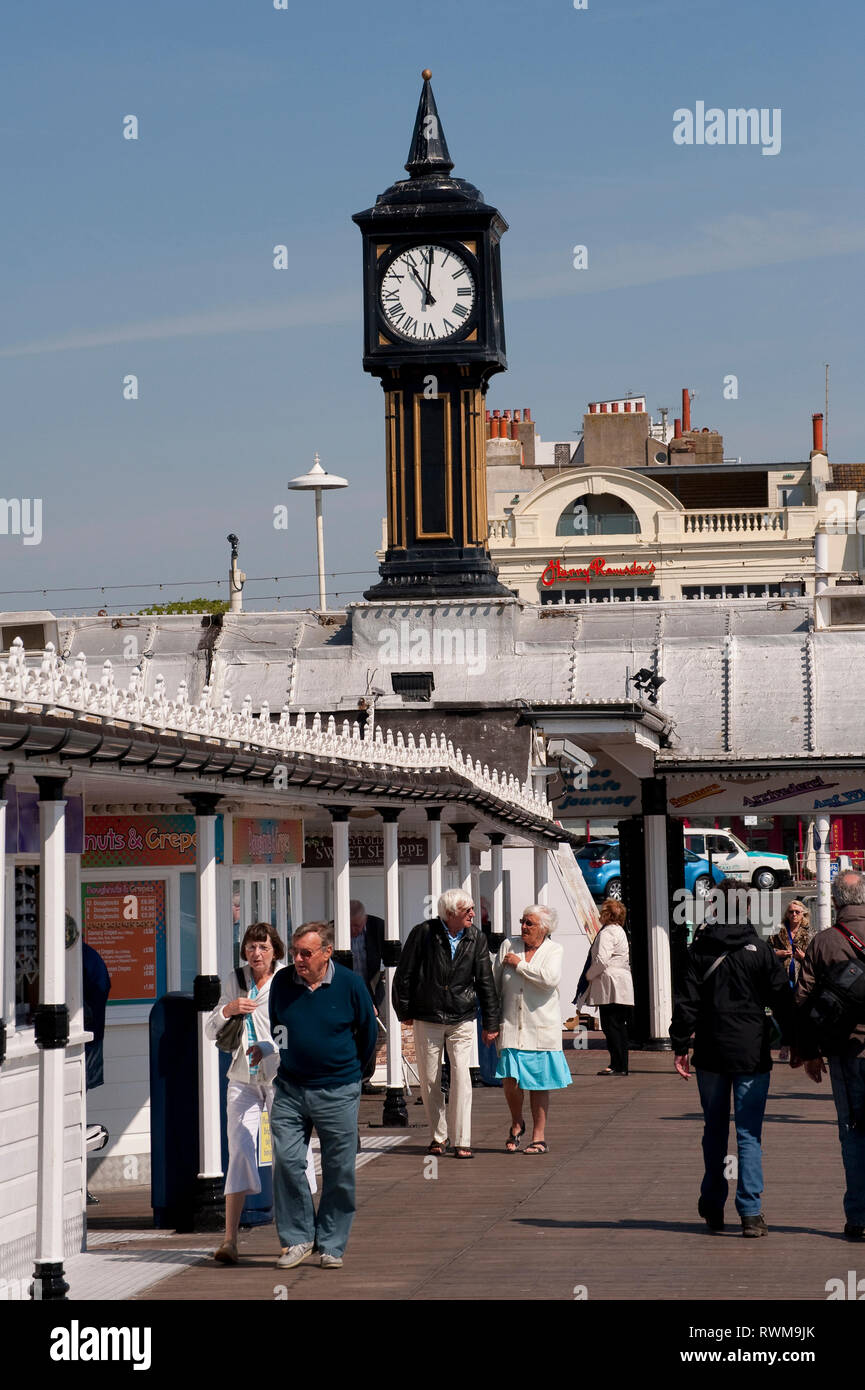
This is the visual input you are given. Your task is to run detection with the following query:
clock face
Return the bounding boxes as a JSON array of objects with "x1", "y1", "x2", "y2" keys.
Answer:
[{"x1": 379, "y1": 244, "x2": 476, "y2": 343}]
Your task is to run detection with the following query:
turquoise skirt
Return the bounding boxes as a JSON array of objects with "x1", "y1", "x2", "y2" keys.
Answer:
[{"x1": 495, "y1": 1048, "x2": 573, "y2": 1091}]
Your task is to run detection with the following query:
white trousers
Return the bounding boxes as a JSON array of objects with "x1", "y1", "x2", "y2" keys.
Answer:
[
  {"x1": 413, "y1": 1019, "x2": 475, "y2": 1150},
  {"x1": 225, "y1": 1081, "x2": 316, "y2": 1196}
]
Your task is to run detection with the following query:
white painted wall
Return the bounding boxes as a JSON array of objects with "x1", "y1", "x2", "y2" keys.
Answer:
[{"x1": 0, "y1": 1040, "x2": 86, "y2": 1282}]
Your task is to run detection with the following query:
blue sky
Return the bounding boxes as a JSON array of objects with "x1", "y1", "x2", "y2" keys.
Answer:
[{"x1": 1, "y1": 0, "x2": 862, "y2": 612}]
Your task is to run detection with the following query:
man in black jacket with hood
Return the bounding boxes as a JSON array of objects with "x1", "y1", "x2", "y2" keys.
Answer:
[
  {"x1": 393, "y1": 888, "x2": 500, "y2": 1160},
  {"x1": 670, "y1": 881, "x2": 794, "y2": 1237}
]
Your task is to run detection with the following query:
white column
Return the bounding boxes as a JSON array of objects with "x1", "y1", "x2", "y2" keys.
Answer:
[
  {"x1": 34, "y1": 778, "x2": 69, "y2": 1300},
  {"x1": 380, "y1": 813, "x2": 404, "y2": 1114},
  {"x1": 330, "y1": 808, "x2": 352, "y2": 961},
  {"x1": 426, "y1": 809, "x2": 443, "y2": 919},
  {"x1": 470, "y1": 866, "x2": 482, "y2": 925},
  {"x1": 815, "y1": 815, "x2": 832, "y2": 933},
  {"x1": 195, "y1": 807, "x2": 223, "y2": 1190},
  {"x1": 454, "y1": 824, "x2": 473, "y2": 894},
  {"x1": 643, "y1": 779, "x2": 673, "y2": 1043},
  {"x1": 533, "y1": 845, "x2": 549, "y2": 905},
  {"x1": 489, "y1": 834, "x2": 505, "y2": 939}
]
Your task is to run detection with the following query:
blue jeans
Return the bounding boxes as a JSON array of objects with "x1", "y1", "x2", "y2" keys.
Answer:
[
  {"x1": 696, "y1": 1069, "x2": 771, "y2": 1217},
  {"x1": 828, "y1": 1054, "x2": 865, "y2": 1226},
  {"x1": 270, "y1": 1079, "x2": 361, "y2": 1258}
]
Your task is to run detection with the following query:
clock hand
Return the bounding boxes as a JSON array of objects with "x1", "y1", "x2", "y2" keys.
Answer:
[
  {"x1": 407, "y1": 264, "x2": 436, "y2": 307},
  {"x1": 424, "y1": 247, "x2": 434, "y2": 303}
]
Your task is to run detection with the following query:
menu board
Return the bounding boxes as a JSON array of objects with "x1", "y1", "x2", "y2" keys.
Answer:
[{"x1": 82, "y1": 879, "x2": 167, "y2": 1006}]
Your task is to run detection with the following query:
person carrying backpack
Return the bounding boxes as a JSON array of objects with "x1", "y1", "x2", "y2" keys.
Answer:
[
  {"x1": 793, "y1": 869, "x2": 865, "y2": 1242},
  {"x1": 670, "y1": 881, "x2": 795, "y2": 1237}
]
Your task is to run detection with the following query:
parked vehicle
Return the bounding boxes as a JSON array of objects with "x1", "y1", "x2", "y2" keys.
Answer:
[
  {"x1": 682, "y1": 828, "x2": 792, "y2": 891},
  {"x1": 576, "y1": 841, "x2": 725, "y2": 902}
]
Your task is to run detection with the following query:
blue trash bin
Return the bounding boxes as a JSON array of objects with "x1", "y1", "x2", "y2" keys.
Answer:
[{"x1": 150, "y1": 992, "x2": 273, "y2": 1230}]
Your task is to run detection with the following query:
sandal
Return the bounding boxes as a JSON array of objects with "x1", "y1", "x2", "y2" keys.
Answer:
[
  {"x1": 427, "y1": 1140, "x2": 446, "y2": 1156},
  {"x1": 454, "y1": 1148, "x2": 474, "y2": 1159},
  {"x1": 505, "y1": 1119, "x2": 526, "y2": 1152},
  {"x1": 524, "y1": 1141, "x2": 548, "y2": 1154}
]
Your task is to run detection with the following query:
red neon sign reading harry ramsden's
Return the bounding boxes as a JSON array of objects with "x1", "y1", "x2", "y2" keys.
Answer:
[{"x1": 541, "y1": 557, "x2": 657, "y2": 587}]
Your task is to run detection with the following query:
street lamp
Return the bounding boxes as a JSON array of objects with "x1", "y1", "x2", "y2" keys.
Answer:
[{"x1": 287, "y1": 453, "x2": 348, "y2": 611}]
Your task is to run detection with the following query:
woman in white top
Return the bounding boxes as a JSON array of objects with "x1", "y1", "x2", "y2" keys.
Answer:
[
  {"x1": 585, "y1": 898, "x2": 634, "y2": 1076},
  {"x1": 494, "y1": 904, "x2": 572, "y2": 1154},
  {"x1": 205, "y1": 921, "x2": 315, "y2": 1264}
]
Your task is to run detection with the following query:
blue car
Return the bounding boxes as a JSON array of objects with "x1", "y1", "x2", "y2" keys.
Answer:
[{"x1": 575, "y1": 841, "x2": 725, "y2": 902}]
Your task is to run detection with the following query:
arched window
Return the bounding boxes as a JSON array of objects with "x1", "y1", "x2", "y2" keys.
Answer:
[{"x1": 555, "y1": 492, "x2": 639, "y2": 536}]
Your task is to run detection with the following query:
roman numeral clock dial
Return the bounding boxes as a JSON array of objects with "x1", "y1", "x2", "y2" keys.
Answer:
[{"x1": 380, "y1": 245, "x2": 476, "y2": 342}]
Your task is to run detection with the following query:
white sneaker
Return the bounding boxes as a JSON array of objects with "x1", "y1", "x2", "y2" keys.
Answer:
[
  {"x1": 276, "y1": 1242, "x2": 313, "y2": 1269},
  {"x1": 320, "y1": 1252, "x2": 344, "y2": 1269}
]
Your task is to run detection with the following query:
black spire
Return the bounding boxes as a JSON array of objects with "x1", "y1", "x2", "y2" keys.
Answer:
[{"x1": 404, "y1": 70, "x2": 454, "y2": 179}]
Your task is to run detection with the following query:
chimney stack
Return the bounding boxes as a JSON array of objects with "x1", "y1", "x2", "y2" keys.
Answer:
[
  {"x1": 812, "y1": 412, "x2": 824, "y2": 453},
  {"x1": 674, "y1": 417, "x2": 682, "y2": 439},
  {"x1": 682, "y1": 388, "x2": 691, "y2": 434}
]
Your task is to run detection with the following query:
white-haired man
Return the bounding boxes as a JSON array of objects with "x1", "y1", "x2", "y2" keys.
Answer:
[{"x1": 393, "y1": 889, "x2": 500, "y2": 1159}]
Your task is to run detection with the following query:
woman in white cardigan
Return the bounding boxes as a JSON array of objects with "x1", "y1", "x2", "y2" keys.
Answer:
[
  {"x1": 494, "y1": 904, "x2": 572, "y2": 1154},
  {"x1": 585, "y1": 898, "x2": 634, "y2": 1076}
]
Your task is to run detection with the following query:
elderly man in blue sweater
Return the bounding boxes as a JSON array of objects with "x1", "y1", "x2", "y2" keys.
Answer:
[{"x1": 252, "y1": 920, "x2": 378, "y2": 1270}]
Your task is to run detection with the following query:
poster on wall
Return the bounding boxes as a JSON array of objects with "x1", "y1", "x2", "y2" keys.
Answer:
[
  {"x1": 233, "y1": 818, "x2": 303, "y2": 865},
  {"x1": 81, "y1": 879, "x2": 168, "y2": 1006}
]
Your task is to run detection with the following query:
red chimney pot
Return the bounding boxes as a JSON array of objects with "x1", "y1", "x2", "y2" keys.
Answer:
[{"x1": 812, "y1": 412, "x2": 824, "y2": 452}]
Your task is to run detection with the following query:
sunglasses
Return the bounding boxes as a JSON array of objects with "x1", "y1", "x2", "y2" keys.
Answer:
[{"x1": 292, "y1": 946, "x2": 325, "y2": 960}]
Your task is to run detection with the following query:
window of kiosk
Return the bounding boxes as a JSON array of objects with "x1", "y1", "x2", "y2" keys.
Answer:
[
  {"x1": 14, "y1": 863, "x2": 40, "y2": 1025},
  {"x1": 232, "y1": 870, "x2": 301, "y2": 963},
  {"x1": 179, "y1": 872, "x2": 197, "y2": 991}
]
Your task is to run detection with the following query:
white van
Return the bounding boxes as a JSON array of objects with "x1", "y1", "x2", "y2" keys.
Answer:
[{"x1": 682, "y1": 828, "x2": 792, "y2": 891}]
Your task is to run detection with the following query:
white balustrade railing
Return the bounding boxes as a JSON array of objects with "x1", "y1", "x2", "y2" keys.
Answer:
[
  {"x1": 0, "y1": 639, "x2": 552, "y2": 822},
  {"x1": 681, "y1": 509, "x2": 785, "y2": 536}
]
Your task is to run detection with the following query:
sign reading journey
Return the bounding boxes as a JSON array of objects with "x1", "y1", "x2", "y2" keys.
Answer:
[
  {"x1": 82, "y1": 879, "x2": 167, "y2": 1006},
  {"x1": 304, "y1": 834, "x2": 429, "y2": 867}
]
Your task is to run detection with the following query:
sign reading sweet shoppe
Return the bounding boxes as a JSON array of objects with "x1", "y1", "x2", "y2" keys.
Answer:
[{"x1": 304, "y1": 833, "x2": 429, "y2": 867}]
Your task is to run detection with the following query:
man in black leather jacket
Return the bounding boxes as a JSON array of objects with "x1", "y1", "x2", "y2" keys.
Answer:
[{"x1": 393, "y1": 889, "x2": 500, "y2": 1159}]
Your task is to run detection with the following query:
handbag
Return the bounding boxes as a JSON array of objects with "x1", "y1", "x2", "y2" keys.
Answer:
[{"x1": 214, "y1": 966, "x2": 249, "y2": 1054}]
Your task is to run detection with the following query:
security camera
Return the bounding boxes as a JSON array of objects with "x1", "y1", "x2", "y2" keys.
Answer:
[{"x1": 546, "y1": 737, "x2": 596, "y2": 770}]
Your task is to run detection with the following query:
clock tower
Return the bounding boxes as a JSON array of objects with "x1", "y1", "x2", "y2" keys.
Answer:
[{"x1": 354, "y1": 71, "x2": 513, "y2": 600}]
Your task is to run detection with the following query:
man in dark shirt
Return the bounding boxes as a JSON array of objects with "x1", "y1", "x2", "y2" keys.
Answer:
[
  {"x1": 793, "y1": 869, "x2": 865, "y2": 1241},
  {"x1": 349, "y1": 899, "x2": 385, "y2": 1007},
  {"x1": 254, "y1": 920, "x2": 377, "y2": 1270}
]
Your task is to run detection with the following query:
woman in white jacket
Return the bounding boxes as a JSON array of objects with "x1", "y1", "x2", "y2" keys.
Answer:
[
  {"x1": 585, "y1": 898, "x2": 634, "y2": 1076},
  {"x1": 494, "y1": 904, "x2": 572, "y2": 1154},
  {"x1": 205, "y1": 921, "x2": 315, "y2": 1264}
]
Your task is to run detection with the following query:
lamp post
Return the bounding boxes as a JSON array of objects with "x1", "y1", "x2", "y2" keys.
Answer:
[{"x1": 287, "y1": 454, "x2": 348, "y2": 611}]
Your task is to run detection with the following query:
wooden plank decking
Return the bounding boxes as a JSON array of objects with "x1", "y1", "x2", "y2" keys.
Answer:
[{"x1": 81, "y1": 1042, "x2": 856, "y2": 1304}]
